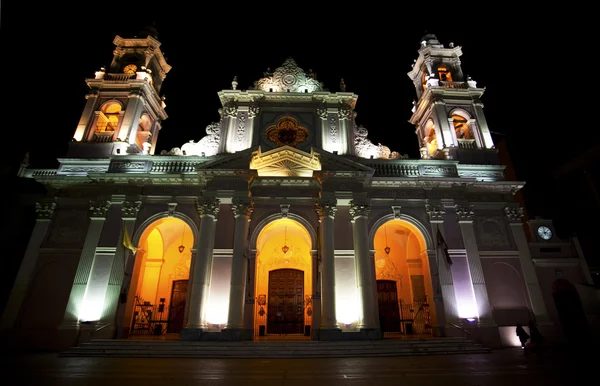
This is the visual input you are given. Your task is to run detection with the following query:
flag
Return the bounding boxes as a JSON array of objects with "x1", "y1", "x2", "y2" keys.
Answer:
[
  {"x1": 436, "y1": 228, "x2": 452, "y2": 266},
  {"x1": 122, "y1": 226, "x2": 138, "y2": 253}
]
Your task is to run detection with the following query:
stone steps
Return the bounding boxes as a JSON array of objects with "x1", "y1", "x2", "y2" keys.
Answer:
[{"x1": 60, "y1": 337, "x2": 491, "y2": 358}]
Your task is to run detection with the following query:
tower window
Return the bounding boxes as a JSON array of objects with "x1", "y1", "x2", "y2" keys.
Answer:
[
  {"x1": 95, "y1": 102, "x2": 122, "y2": 132},
  {"x1": 437, "y1": 66, "x2": 453, "y2": 82}
]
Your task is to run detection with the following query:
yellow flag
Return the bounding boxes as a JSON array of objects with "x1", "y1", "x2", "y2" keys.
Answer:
[{"x1": 122, "y1": 226, "x2": 138, "y2": 253}]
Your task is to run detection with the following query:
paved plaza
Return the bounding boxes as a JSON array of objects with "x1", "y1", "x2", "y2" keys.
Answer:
[{"x1": 0, "y1": 346, "x2": 587, "y2": 385}]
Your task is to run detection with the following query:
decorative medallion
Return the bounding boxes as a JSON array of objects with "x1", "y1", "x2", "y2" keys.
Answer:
[
  {"x1": 265, "y1": 116, "x2": 309, "y2": 148},
  {"x1": 254, "y1": 58, "x2": 324, "y2": 93}
]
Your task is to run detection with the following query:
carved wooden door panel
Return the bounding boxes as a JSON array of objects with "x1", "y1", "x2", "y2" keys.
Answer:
[
  {"x1": 267, "y1": 269, "x2": 304, "y2": 334},
  {"x1": 377, "y1": 280, "x2": 401, "y2": 333},
  {"x1": 167, "y1": 279, "x2": 188, "y2": 333}
]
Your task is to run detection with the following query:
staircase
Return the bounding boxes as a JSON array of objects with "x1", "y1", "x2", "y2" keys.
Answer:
[{"x1": 59, "y1": 337, "x2": 490, "y2": 358}]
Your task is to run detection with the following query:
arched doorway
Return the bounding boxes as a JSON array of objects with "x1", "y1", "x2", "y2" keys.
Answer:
[
  {"x1": 122, "y1": 217, "x2": 193, "y2": 337},
  {"x1": 254, "y1": 218, "x2": 312, "y2": 338},
  {"x1": 552, "y1": 279, "x2": 589, "y2": 345},
  {"x1": 373, "y1": 219, "x2": 434, "y2": 337}
]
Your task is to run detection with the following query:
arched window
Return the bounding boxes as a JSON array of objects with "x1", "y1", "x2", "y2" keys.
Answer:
[
  {"x1": 422, "y1": 120, "x2": 438, "y2": 156},
  {"x1": 437, "y1": 66, "x2": 453, "y2": 82},
  {"x1": 95, "y1": 101, "x2": 122, "y2": 133},
  {"x1": 136, "y1": 113, "x2": 153, "y2": 150},
  {"x1": 452, "y1": 113, "x2": 474, "y2": 140}
]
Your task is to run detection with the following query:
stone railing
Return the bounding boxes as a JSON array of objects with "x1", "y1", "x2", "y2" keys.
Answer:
[
  {"x1": 150, "y1": 160, "x2": 205, "y2": 173},
  {"x1": 363, "y1": 160, "x2": 459, "y2": 178},
  {"x1": 457, "y1": 139, "x2": 477, "y2": 149}
]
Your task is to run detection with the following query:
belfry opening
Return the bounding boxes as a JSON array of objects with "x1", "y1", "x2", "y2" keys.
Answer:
[
  {"x1": 373, "y1": 219, "x2": 435, "y2": 337},
  {"x1": 253, "y1": 218, "x2": 313, "y2": 338},
  {"x1": 122, "y1": 217, "x2": 193, "y2": 338}
]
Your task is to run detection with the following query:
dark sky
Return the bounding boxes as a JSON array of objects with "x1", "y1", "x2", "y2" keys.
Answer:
[{"x1": 1, "y1": 5, "x2": 592, "y2": 219}]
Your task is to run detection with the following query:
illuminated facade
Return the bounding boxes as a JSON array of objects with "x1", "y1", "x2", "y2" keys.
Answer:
[{"x1": 2, "y1": 32, "x2": 596, "y2": 351}]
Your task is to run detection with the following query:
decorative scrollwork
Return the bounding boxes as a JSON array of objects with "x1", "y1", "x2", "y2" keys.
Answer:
[
  {"x1": 349, "y1": 201, "x2": 370, "y2": 218},
  {"x1": 121, "y1": 201, "x2": 142, "y2": 218},
  {"x1": 36, "y1": 201, "x2": 56, "y2": 219},
  {"x1": 315, "y1": 201, "x2": 337, "y2": 219},
  {"x1": 197, "y1": 198, "x2": 221, "y2": 217},
  {"x1": 232, "y1": 202, "x2": 254, "y2": 218},
  {"x1": 425, "y1": 204, "x2": 445, "y2": 221},
  {"x1": 89, "y1": 200, "x2": 111, "y2": 218},
  {"x1": 504, "y1": 206, "x2": 523, "y2": 222},
  {"x1": 455, "y1": 205, "x2": 475, "y2": 221}
]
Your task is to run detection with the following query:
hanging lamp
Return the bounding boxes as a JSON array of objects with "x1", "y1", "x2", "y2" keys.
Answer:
[
  {"x1": 384, "y1": 225, "x2": 391, "y2": 255},
  {"x1": 282, "y1": 226, "x2": 289, "y2": 254},
  {"x1": 178, "y1": 225, "x2": 185, "y2": 253}
]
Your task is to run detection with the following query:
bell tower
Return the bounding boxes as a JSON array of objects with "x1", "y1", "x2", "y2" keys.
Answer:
[
  {"x1": 407, "y1": 33, "x2": 498, "y2": 164},
  {"x1": 67, "y1": 25, "x2": 171, "y2": 158}
]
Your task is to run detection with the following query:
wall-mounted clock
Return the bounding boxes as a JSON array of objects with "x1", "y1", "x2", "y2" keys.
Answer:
[
  {"x1": 537, "y1": 226, "x2": 552, "y2": 240},
  {"x1": 123, "y1": 64, "x2": 137, "y2": 74}
]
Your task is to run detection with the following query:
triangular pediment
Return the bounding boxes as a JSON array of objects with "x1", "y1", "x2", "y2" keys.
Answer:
[
  {"x1": 250, "y1": 146, "x2": 321, "y2": 177},
  {"x1": 196, "y1": 146, "x2": 375, "y2": 179},
  {"x1": 196, "y1": 147, "x2": 255, "y2": 171}
]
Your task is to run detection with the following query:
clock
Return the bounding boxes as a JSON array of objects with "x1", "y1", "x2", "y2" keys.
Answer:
[
  {"x1": 123, "y1": 64, "x2": 137, "y2": 74},
  {"x1": 537, "y1": 226, "x2": 552, "y2": 240}
]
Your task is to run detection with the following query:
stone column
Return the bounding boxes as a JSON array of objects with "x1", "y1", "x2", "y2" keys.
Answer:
[
  {"x1": 505, "y1": 206, "x2": 552, "y2": 326},
  {"x1": 111, "y1": 200, "x2": 142, "y2": 338},
  {"x1": 349, "y1": 201, "x2": 378, "y2": 331},
  {"x1": 1, "y1": 201, "x2": 56, "y2": 328},
  {"x1": 243, "y1": 249, "x2": 257, "y2": 335},
  {"x1": 183, "y1": 199, "x2": 220, "y2": 337},
  {"x1": 60, "y1": 200, "x2": 111, "y2": 328},
  {"x1": 455, "y1": 204, "x2": 495, "y2": 326},
  {"x1": 310, "y1": 249, "x2": 321, "y2": 340},
  {"x1": 426, "y1": 204, "x2": 460, "y2": 336},
  {"x1": 224, "y1": 201, "x2": 253, "y2": 337},
  {"x1": 315, "y1": 200, "x2": 340, "y2": 333}
]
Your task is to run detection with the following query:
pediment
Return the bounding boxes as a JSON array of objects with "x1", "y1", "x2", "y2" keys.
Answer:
[
  {"x1": 250, "y1": 146, "x2": 321, "y2": 177},
  {"x1": 195, "y1": 146, "x2": 375, "y2": 179},
  {"x1": 196, "y1": 147, "x2": 255, "y2": 171}
]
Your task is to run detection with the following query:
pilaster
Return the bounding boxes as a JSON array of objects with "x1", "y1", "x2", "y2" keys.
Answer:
[
  {"x1": 349, "y1": 201, "x2": 378, "y2": 332},
  {"x1": 455, "y1": 204, "x2": 495, "y2": 327},
  {"x1": 1, "y1": 200, "x2": 56, "y2": 328},
  {"x1": 505, "y1": 206, "x2": 552, "y2": 326},
  {"x1": 223, "y1": 200, "x2": 253, "y2": 339},
  {"x1": 315, "y1": 199, "x2": 340, "y2": 336},
  {"x1": 182, "y1": 199, "x2": 220, "y2": 337},
  {"x1": 425, "y1": 203, "x2": 459, "y2": 336},
  {"x1": 110, "y1": 199, "x2": 142, "y2": 338},
  {"x1": 60, "y1": 200, "x2": 111, "y2": 328}
]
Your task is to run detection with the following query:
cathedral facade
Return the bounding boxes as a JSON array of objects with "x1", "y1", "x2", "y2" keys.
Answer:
[{"x1": 2, "y1": 31, "x2": 595, "y2": 351}]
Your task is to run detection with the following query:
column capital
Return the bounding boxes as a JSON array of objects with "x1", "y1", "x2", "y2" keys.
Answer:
[
  {"x1": 35, "y1": 200, "x2": 56, "y2": 220},
  {"x1": 316, "y1": 200, "x2": 337, "y2": 219},
  {"x1": 505, "y1": 206, "x2": 524, "y2": 223},
  {"x1": 197, "y1": 198, "x2": 221, "y2": 217},
  {"x1": 121, "y1": 200, "x2": 142, "y2": 219},
  {"x1": 349, "y1": 201, "x2": 370, "y2": 219},
  {"x1": 425, "y1": 203, "x2": 445, "y2": 221},
  {"x1": 455, "y1": 204, "x2": 474, "y2": 222},
  {"x1": 89, "y1": 200, "x2": 111, "y2": 218},
  {"x1": 232, "y1": 201, "x2": 253, "y2": 218}
]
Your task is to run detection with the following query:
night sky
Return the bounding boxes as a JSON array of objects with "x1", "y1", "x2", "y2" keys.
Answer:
[{"x1": 1, "y1": 5, "x2": 592, "y2": 220}]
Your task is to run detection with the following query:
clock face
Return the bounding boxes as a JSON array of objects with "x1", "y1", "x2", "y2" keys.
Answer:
[
  {"x1": 123, "y1": 64, "x2": 137, "y2": 74},
  {"x1": 537, "y1": 226, "x2": 552, "y2": 240}
]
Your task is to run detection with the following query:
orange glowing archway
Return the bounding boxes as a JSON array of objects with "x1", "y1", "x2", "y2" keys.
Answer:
[
  {"x1": 373, "y1": 219, "x2": 435, "y2": 335},
  {"x1": 124, "y1": 217, "x2": 194, "y2": 336},
  {"x1": 253, "y1": 218, "x2": 313, "y2": 336}
]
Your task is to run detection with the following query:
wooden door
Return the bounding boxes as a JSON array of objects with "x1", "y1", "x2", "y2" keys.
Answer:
[
  {"x1": 267, "y1": 269, "x2": 304, "y2": 334},
  {"x1": 167, "y1": 279, "x2": 188, "y2": 333},
  {"x1": 377, "y1": 280, "x2": 401, "y2": 333}
]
